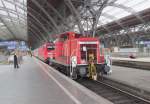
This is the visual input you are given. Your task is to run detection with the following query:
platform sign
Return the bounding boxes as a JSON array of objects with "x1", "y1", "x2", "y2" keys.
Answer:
[
  {"x1": 7, "y1": 45, "x2": 16, "y2": 49},
  {"x1": 143, "y1": 41, "x2": 150, "y2": 45},
  {"x1": 0, "y1": 41, "x2": 28, "y2": 50},
  {"x1": 0, "y1": 41, "x2": 9, "y2": 46},
  {"x1": 0, "y1": 41, "x2": 17, "y2": 46},
  {"x1": 137, "y1": 41, "x2": 150, "y2": 45},
  {"x1": 19, "y1": 46, "x2": 28, "y2": 51},
  {"x1": 7, "y1": 41, "x2": 17, "y2": 50}
]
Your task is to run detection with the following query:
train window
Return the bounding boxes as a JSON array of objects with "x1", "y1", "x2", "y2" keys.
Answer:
[{"x1": 47, "y1": 46, "x2": 55, "y2": 50}]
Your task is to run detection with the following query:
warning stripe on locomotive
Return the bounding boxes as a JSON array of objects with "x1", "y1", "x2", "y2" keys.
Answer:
[{"x1": 79, "y1": 41, "x2": 98, "y2": 44}]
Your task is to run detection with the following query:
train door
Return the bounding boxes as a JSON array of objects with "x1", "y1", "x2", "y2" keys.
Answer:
[{"x1": 80, "y1": 43, "x2": 98, "y2": 64}]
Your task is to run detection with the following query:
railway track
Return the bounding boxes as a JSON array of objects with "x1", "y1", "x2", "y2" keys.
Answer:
[
  {"x1": 49, "y1": 62, "x2": 150, "y2": 104},
  {"x1": 77, "y1": 78, "x2": 150, "y2": 104},
  {"x1": 112, "y1": 60, "x2": 150, "y2": 70}
]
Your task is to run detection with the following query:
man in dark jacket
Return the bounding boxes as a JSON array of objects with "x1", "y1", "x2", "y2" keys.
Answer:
[{"x1": 14, "y1": 54, "x2": 19, "y2": 68}]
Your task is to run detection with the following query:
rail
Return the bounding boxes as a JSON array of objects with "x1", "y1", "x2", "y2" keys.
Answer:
[{"x1": 77, "y1": 78, "x2": 150, "y2": 104}]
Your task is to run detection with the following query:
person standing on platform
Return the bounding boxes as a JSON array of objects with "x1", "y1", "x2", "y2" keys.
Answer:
[{"x1": 14, "y1": 53, "x2": 19, "y2": 68}]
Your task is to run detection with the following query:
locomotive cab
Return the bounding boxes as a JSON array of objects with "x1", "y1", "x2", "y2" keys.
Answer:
[
  {"x1": 73, "y1": 39, "x2": 104, "y2": 79},
  {"x1": 79, "y1": 41, "x2": 98, "y2": 64}
]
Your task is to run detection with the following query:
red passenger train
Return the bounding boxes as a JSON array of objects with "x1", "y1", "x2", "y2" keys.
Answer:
[
  {"x1": 34, "y1": 32, "x2": 110, "y2": 80},
  {"x1": 34, "y1": 42, "x2": 55, "y2": 64}
]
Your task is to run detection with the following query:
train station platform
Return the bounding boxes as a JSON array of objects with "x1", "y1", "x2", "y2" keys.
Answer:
[
  {"x1": 112, "y1": 57, "x2": 150, "y2": 62},
  {"x1": 105, "y1": 65, "x2": 150, "y2": 93},
  {"x1": 112, "y1": 57, "x2": 150, "y2": 70},
  {"x1": 0, "y1": 56, "x2": 112, "y2": 104}
]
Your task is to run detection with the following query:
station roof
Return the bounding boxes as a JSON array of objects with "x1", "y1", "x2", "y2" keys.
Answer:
[
  {"x1": 97, "y1": 8, "x2": 150, "y2": 33},
  {"x1": 0, "y1": 0, "x2": 149, "y2": 48},
  {"x1": 0, "y1": 0, "x2": 27, "y2": 41},
  {"x1": 99, "y1": 0, "x2": 150, "y2": 25}
]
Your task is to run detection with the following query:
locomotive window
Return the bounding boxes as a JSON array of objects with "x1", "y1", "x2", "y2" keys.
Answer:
[
  {"x1": 74, "y1": 34, "x2": 81, "y2": 38},
  {"x1": 63, "y1": 35, "x2": 68, "y2": 40}
]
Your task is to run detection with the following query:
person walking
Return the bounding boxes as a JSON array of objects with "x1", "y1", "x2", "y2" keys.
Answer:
[{"x1": 14, "y1": 54, "x2": 19, "y2": 68}]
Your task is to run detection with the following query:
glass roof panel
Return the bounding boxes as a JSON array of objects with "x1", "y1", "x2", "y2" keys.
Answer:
[
  {"x1": 4, "y1": 1, "x2": 16, "y2": 10},
  {"x1": 9, "y1": 12, "x2": 18, "y2": 18},
  {"x1": 132, "y1": 1, "x2": 150, "y2": 12},
  {"x1": 0, "y1": 10, "x2": 8, "y2": 15},
  {"x1": 1, "y1": 25, "x2": 7, "y2": 29},
  {"x1": 17, "y1": 6, "x2": 24, "y2": 14},
  {"x1": 0, "y1": 0, "x2": 3, "y2": 7},
  {"x1": 0, "y1": 0, "x2": 149, "y2": 41},
  {"x1": 115, "y1": 0, "x2": 130, "y2": 4},
  {"x1": 0, "y1": 0, "x2": 27, "y2": 40},
  {"x1": 0, "y1": 22, "x2": 3, "y2": 26},
  {"x1": 99, "y1": 0, "x2": 150, "y2": 25}
]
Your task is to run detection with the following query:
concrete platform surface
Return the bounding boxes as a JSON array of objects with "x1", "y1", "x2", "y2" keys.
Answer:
[
  {"x1": 0, "y1": 56, "x2": 112, "y2": 104},
  {"x1": 105, "y1": 65, "x2": 150, "y2": 92},
  {"x1": 112, "y1": 57, "x2": 150, "y2": 62}
]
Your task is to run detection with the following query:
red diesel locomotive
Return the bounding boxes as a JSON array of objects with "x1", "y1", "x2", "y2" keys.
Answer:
[{"x1": 34, "y1": 32, "x2": 109, "y2": 80}]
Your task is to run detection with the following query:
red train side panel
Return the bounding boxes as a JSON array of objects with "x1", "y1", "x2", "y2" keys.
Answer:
[{"x1": 34, "y1": 42, "x2": 55, "y2": 64}]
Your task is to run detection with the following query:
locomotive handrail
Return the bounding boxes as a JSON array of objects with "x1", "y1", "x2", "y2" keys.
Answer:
[{"x1": 70, "y1": 48, "x2": 77, "y2": 78}]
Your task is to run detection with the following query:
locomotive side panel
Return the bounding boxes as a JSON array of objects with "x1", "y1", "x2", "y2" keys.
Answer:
[
  {"x1": 54, "y1": 41, "x2": 63, "y2": 59},
  {"x1": 44, "y1": 45, "x2": 47, "y2": 60}
]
